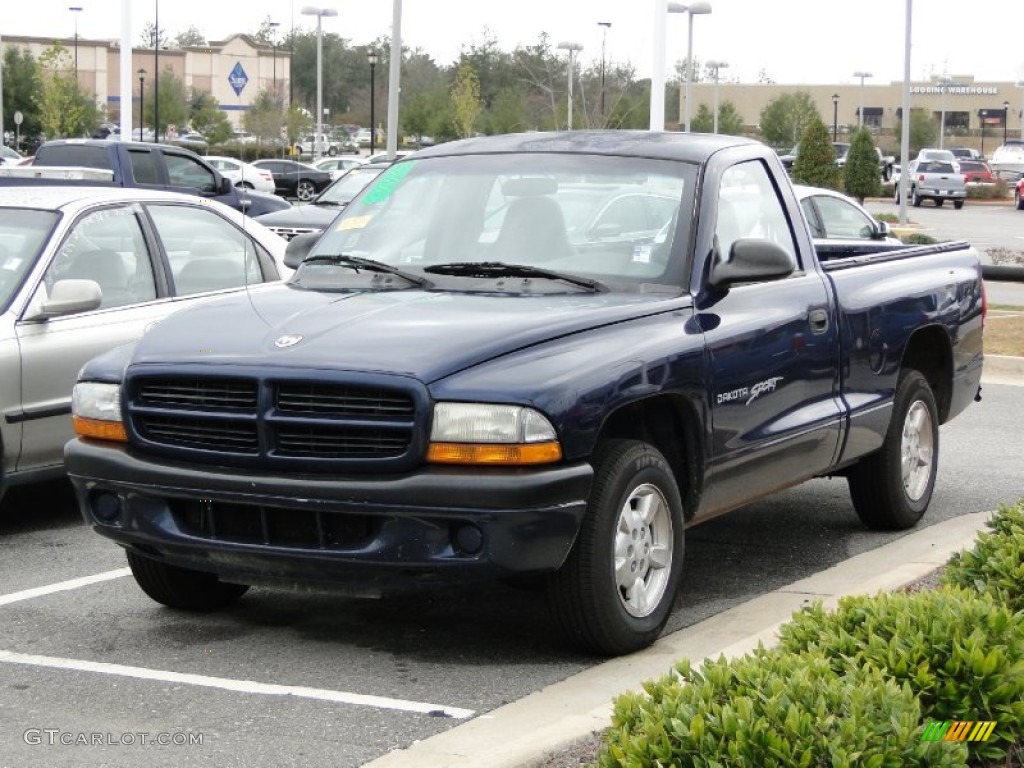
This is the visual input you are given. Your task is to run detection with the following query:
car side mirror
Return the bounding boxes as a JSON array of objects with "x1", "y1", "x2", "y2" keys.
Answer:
[
  {"x1": 219, "y1": 175, "x2": 234, "y2": 195},
  {"x1": 283, "y1": 231, "x2": 321, "y2": 269},
  {"x1": 25, "y1": 279, "x2": 103, "y2": 320},
  {"x1": 709, "y1": 238, "x2": 797, "y2": 288},
  {"x1": 873, "y1": 220, "x2": 890, "y2": 239}
]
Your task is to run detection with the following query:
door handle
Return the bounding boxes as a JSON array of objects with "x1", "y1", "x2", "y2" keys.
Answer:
[{"x1": 809, "y1": 308, "x2": 829, "y2": 334}]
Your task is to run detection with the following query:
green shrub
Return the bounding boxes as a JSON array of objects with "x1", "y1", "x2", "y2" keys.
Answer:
[
  {"x1": 942, "y1": 500, "x2": 1024, "y2": 612},
  {"x1": 597, "y1": 649, "x2": 967, "y2": 767},
  {"x1": 901, "y1": 232, "x2": 939, "y2": 245},
  {"x1": 778, "y1": 588, "x2": 1024, "y2": 761},
  {"x1": 875, "y1": 212, "x2": 900, "y2": 223},
  {"x1": 966, "y1": 179, "x2": 1010, "y2": 199}
]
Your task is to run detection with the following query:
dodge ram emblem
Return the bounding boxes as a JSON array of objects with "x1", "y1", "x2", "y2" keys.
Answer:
[{"x1": 274, "y1": 334, "x2": 303, "y2": 348}]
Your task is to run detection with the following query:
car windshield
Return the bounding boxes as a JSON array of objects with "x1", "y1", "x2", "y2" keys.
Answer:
[
  {"x1": 298, "y1": 153, "x2": 693, "y2": 293},
  {"x1": 316, "y1": 166, "x2": 386, "y2": 205},
  {"x1": 0, "y1": 208, "x2": 61, "y2": 312}
]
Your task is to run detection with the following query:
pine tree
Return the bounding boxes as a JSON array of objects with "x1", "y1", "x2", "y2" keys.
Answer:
[
  {"x1": 792, "y1": 117, "x2": 839, "y2": 189},
  {"x1": 844, "y1": 127, "x2": 881, "y2": 203}
]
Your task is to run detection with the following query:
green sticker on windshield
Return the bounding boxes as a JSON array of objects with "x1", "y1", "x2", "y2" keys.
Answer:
[{"x1": 361, "y1": 160, "x2": 416, "y2": 204}]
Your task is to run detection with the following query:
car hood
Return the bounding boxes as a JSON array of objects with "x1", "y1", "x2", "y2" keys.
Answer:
[
  {"x1": 241, "y1": 189, "x2": 291, "y2": 216},
  {"x1": 132, "y1": 284, "x2": 682, "y2": 383},
  {"x1": 252, "y1": 204, "x2": 341, "y2": 228}
]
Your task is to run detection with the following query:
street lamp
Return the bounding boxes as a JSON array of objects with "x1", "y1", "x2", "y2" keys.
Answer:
[
  {"x1": 556, "y1": 41, "x2": 583, "y2": 130},
  {"x1": 1017, "y1": 81, "x2": 1024, "y2": 141},
  {"x1": 268, "y1": 21, "x2": 280, "y2": 101},
  {"x1": 137, "y1": 68, "x2": 146, "y2": 142},
  {"x1": 1004, "y1": 100, "x2": 1011, "y2": 145},
  {"x1": 301, "y1": 5, "x2": 338, "y2": 162},
  {"x1": 69, "y1": 6, "x2": 83, "y2": 82},
  {"x1": 832, "y1": 93, "x2": 839, "y2": 141},
  {"x1": 367, "y1": 51, "x2": 378, "y2": 154},
  {"x1": 598, "y1": 21, "x2": 611, "y2": 126},
  {"x1": 853, "y1": 70, "x2": 872, "y2": 129},
  {"x1": 706, "y1": 60, "x2": 727, "y2": 134},
  {"x1": 668, "y1": 2, "x2": 713, "y2": 133},
  {"x1": 937, "y1": 76, "x2": 952, "y2": 149}
]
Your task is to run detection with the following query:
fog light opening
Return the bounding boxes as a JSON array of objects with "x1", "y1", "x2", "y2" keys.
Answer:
[
  {"x1": 453, "y1": 524, "x2": 484, "y2": 556},
  {"x1": 91, "y1": 491, "x2": 122, "y2": 524}
]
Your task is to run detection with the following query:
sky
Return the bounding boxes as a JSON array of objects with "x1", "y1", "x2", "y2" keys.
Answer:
[{"x1": 7, "y1": 0, "x2": 1024, "y2": 86}]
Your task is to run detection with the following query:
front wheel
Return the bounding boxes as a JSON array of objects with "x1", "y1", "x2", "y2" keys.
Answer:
[
  {"x1": 935, "y1": 198, "x2": 944, "y2": 207},
  {"x1": 127, "y1": 551, "x2": 249, "y2": 610},
  {"x1": 847, "y1": 370, "x2": 939, "y2": 530},
  {"x1": 546, "y1": 439, "x2": 684, "y2": 655},
  {"x1": 296, "y1": 180, "x2": 316, "y2": 201},
  {"x1": 1015, "y1": 189, "x2": 1023, "y2": 210}
]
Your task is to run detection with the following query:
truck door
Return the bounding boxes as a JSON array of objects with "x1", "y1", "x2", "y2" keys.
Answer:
[
  {"x1": 697, "y1": 159, "x2": 843, "y2": 516},
  {"x1": 160, "y1": 150, "x2": 238, "y2": 210}
]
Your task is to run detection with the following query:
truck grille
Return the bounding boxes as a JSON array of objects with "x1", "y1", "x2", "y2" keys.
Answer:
[{"x1": 125, "y1": 370, "x2": 426, "y2": 472}]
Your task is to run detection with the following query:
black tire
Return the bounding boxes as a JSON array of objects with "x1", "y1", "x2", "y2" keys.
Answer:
[
  {"x1": 127, "y1": 550, "x2": 249, "y2": 610},
  {"x1": 883, "y1": 165, "x2": 892, "y2": 182},
  {"x1": 847, "y1": 370, "x2": 939, "y2": 531},
  {"x1": 935, "y1": 198, "x2": 944, "y2": 207},
  {"x1": 1015, "y1": 189, "x2": 1023, "y2": 210},
  {"x1": 328, "y1": 146, "x2": 338, "y2": 157},
  {"x1": 912, "y1": 189, "x2": 923, "y2": 207},
  {"x1": 893, "y1": 185, "x2": 901, "y2": 204},
  {"x1": 953, "y1": 199, "x2": 964, "y2": 210},
  {"x1": 546, "y1": 439, "x2": 684, "y2": 656},
  {"x1": 296, "y1": 180, "x2": 316, "y2": 202}
]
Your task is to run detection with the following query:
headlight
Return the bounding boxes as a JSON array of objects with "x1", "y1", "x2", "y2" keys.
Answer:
[
  {"x1": 427, "y1": 403, "x2": 562, "y2": 466},
  {"x1": 72, "y1": 382, "x2": 127, "y2": 442}
]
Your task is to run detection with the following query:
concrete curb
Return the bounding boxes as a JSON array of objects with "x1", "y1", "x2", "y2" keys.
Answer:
[
  {"x1": 363, "y1": 512, "x2": 993, "y2": 768},
  {"x1": 983, "y1": 354, "x2": 1024, "y2": 385}
]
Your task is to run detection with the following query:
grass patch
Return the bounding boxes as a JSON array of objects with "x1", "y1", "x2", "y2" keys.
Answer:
[{"x1": 986, "y1": 308, "x2": 1024, "y2": 357}]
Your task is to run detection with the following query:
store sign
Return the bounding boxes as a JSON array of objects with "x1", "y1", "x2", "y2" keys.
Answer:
[{"x1": 910, "y1": 85, "x2": 999, "y2": 95}]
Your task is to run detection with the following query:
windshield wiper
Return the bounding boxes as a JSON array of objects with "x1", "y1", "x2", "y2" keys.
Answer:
[
  {"x1": 424, "y1": 262, "x2": 606, "y2": 293},
  {"x1": 303, "y1": 254, "x2": 433, "y2": 288}
]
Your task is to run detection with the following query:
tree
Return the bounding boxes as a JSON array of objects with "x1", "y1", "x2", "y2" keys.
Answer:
[
  {"x1": 690, "y1": 103, "x2": 714, "y2": 132},
  {"x1": 792, "y1": 116, "x2": 839, "y2": 189},
  {"x1": 759, "y1": 91, "x2": 819, "y2": 148},
  {"x1": 2, "y1": 46, "x2": 43, "y2": 147},
  {"x1": 174, "y1": 26, "x2": 206, "y2": 48},
  {"x1": 144, "y1": 67, "x2": 188, "y2": 137},
  {"x1": 140, "y1": 22, "x2": 171, "y2": 50},
  {"x1": 36, "y1": 44, "x2": 99, "y2": 139},
  {"x1": 690, "y1": 100, "x2": 745, "y2": 135},
  {"x1": 451, "y1": 60, "x2": 481, "y2": 139},
  {"x1": 894, "y1": 108, "x2": 938, "y2": 159},
  {"x1": 844, "y1": 127, "x2": 881, "y2": 203},
  {"x1": 243, "y1": 90, "x2": 284, "y2": 144},
  {"x1": 190, "y1": 91, "x2": 232, "y2": 145},
  {"x1": 253, "y1": 16, "x2": 281, "y2": 44}
]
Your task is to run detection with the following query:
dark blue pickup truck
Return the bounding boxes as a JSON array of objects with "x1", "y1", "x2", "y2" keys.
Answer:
[
  {"x1": 0, "y1": 139, "x2": 289, "y2": 218},
  {"x1": 65, "y1": 131, "x2": 985, "y2": 655}
]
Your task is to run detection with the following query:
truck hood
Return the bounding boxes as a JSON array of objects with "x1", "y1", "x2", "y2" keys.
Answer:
[{"x1": 134, "y1": 284, "x2": 684, "y2": 383}]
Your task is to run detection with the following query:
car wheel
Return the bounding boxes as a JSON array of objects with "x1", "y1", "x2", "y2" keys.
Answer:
[
  {"x1": 846, "y1": 369, "x2": 938, "y2": 531},
  {"x1": 883, "y1": 165, "x2": 892, "y2": 182},
  {"x1": 296, "y1": 180, "x2": 316, "y2": 201},
  {"x1": 935, "y1": 198, "x2": 944, "y2": 207},
  {"x1": 912, "y1": 189, "x2": 923, "y2": 207},
  {"x1": 1016, "y1": 189, "x2": 1024, "y2": 210},
  {"x1": 127, "y1": 550, "x2": 249, "y2": 610},
  {"x1": 953, "y1": 199, "x2": 964, "y2": 210},
  {"x1": 893, "y1": 185, "x2": 900, "y2": 204},
  {"x1": 328, "y1": 146, "x2": 338, "y2": 157},
  {"x1": 237, "y1": 181, "x2": 255, "y2": 190},
  {"x1": 545, "y1": 439, "x2": 684, "y2": 656}
]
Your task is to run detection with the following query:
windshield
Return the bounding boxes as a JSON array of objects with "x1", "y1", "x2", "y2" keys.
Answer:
[
  {"x1": 299, "y1": 153, "x2": 694, "y2": 292},
  {"x1": 0, "y1": 209, "x2": 60, "y2": 312},
  {"x1": 316, "y1": 166, "x2": 387, "y2": 205}
]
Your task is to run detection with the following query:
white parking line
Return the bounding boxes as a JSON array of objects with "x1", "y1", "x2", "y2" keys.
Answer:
[
  {"x1": 0, "y1": 650, "x2": 475, "y2": 719},
  {"x1": 0, "y1": 568, "x2": 131, "y2": 608}
]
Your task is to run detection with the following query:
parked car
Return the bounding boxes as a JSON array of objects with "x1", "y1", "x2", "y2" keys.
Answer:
[
  {"x1": 251, "y1": 159, "x2": 334, "y2": 201},
  {"x1": 989, "y1": 141, "x2": 1024, "y2": 180},
  {"x1": 313, "y1": 156, "x2": 365, "y2": 180},
  {"x1": 949, "y1": 147, "x2": 981, "y2": 161},
  {"x1": 0, "y1": 187, "x2": 290, "y2": 503},
  {"x1": 254, "y1": 161, "x2": 391, "y2": 240},
  {"x1": 206, "y1": 155, "x2": 276, "y2": 193},
  {"x1": 959, "y1": 160, "x2": 996, "y2": 186},
  {"x1": 353, "y1": 128, "x2": 373, "y2": 147},
  {"x1": 915, "y1": 148, "x2": 958, "y2": 168},
  {"x1": 365, "y1": 150, "x2": 414, "y2": 163},
  {"x1": 0, "y1": 146, "x2": 23, "y2": 164},
  {"x1": 795, "y1": 185, "x2": 901, "y2": 252},
  {"x1": 895, "y1": 159, "x2": 967, "y2": 208},
  {"x1": 172, "y1": 132, "x2": 209, "y2": 152}
]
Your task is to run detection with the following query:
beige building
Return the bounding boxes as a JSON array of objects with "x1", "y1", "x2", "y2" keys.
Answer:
[
  {"x1": 1, "y1": 33, "x2": 290, "y2": 131},
  {"x1": 685, "y1": 74, "x2": 1022, "y2": 154}
]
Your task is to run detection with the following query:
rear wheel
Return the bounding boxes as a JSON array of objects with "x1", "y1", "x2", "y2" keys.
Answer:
[
  {"x1": 847, "y1": 370, "x2": 938, "y2": 531},
  {"x1": 1015, "y1": 189, "x2": 1024, "y2": 210},
  {"x1": 127, "y1": 551, "x2": 249, "y2": 610},
  {"x1": 935, "y1": 198, "x2": 944, "y2": 207},
  {"x1": 912, "y1": 188, "x2": 923, "y2": 207},
  {"x1": 546, "y1": 439, "x2": 684, "y2": 655},
  {"x1": 953, "y1": 199, "x2": 964, "y2": 210},
  {"x1": 296, "y1": 180, "x2": 316, "y2": 201}
]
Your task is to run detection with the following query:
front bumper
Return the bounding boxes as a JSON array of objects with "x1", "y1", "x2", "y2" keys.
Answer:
[{"x1": 65, "y1": 438, "x2": 592, "y2": 590}]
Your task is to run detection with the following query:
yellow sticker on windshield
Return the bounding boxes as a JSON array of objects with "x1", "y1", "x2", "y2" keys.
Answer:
[
  {"x1": 337, "y1": 214, "x2": 372, "y2": 231},
  {"x1": 361, "y1": 160, "x2": 416, "y2": 204}
]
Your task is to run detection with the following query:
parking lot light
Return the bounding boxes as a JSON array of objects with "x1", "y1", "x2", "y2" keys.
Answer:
[
  {"x1": 301, "y1": 6, "x2": 338, "y2": 162},
  {"x1": 137, "y1": 68, "x2": 146, "y2": 142},
  {"x1": 556, "y1": 41, "x2": 583, "y2": 130},
  {"x1": 853, "y1": 70, "x2": 872, "y2": 129},
  {"x1": 668, "y1": 2, "x2": 713, "y2": 133}
]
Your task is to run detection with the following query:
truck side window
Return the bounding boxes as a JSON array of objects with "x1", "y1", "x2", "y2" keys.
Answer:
[
  {"x1": 164, "y1": 154, "x2": 218, "y2": 194},
  {"x1": 128, "y1": 150, "x2": 161, "y2": 185},
  {"x1": 717, "y1": 161, "x2": 797, "y2": 263}
]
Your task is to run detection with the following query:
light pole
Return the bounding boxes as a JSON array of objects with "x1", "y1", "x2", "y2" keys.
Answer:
[
  {"x1": 367, "y1": 51, "x2": 378, "y2": 154},
  {"x1": 1018, "y1": 81, "x2": 1024, "y2": 141},
  {"x1": 937, "y1": 76, "x2": 952, "y2": 149},
  {"x1": 556, "y1": 41, "x2": 583, "y2": 130},
  {"x1": 668, "y1": 2, "x2": 713, "y2": 133},
  {"x1": 154, "y1": 0, "x2": 159, "y2": 143},
  {"x1": 301, "y1": 5, "x2": 337, "y2": 162},
  {"x1": 598, "y1": 21, "x2": 611, "y2": 126},
  {"x1": 137, "y1": 68, "x2": 146, "y2": 142},
  {"x1": 853, "y1": 70, "x2": 872, "y2": 129},
  {"x1": 1004, "y1": 100, "x2": 1010, "y2": 145},
  {"x1": 832, "y1": 93, "x2": 839, "y2": 141},
  {"x1": 706, "y1": 60, "x2": 727, "y2": 133},
  {"x1": 269, "y1": 21, "x2": 280, "y2": 101},
  {"x1": 69, "y1": 6, "x2": 83, "y2": 82}
]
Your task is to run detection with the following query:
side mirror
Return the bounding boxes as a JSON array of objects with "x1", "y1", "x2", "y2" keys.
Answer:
[
  {"x1": 26, "y1": 279, "x2": 103, "y2": 320},
  {"x1": 709, "y1": 238, "x2": 797, "y2": 288},
  {"x1": 219, "y1": 175, "x2": 234, "y2": 195},
  {"x1": 283, "y1": 231, "x2": 321, "y2": 269},
  {"x1": 873, "y1": 220, "x2": 890, "y2": 239}
]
